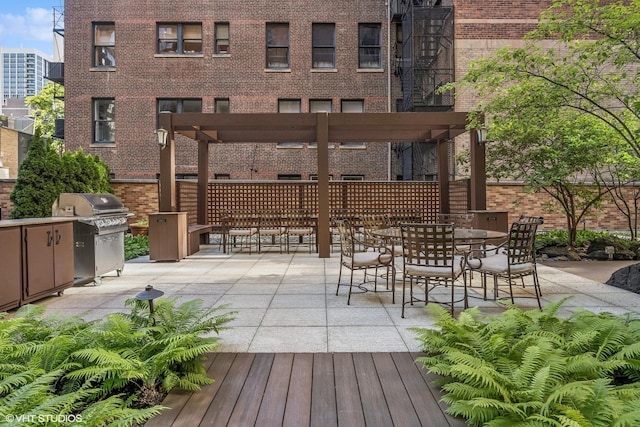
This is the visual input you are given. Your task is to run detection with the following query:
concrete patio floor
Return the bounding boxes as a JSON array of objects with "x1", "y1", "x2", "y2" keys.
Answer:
[{"x1": 31, "y1": 245, "x2": 640, "y2": 354}]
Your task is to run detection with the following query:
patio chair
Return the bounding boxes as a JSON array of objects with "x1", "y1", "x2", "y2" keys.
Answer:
[
  {"x1": 286, "y1": 209, "x2": 316, "y2": 253},
  {"x1": 361, "y1": 213, "x2": 404, "y2": 257},
  {"x1": 258, "y1": 210, "x2": 287, "y2": 253},
  {"x1": 466, "y1": 221, "x2": 542, "y2": 309},
  {"x1": 389, "y1": 208, "x2": 422, "y2": 226},
  {"x1": 400, "y1": 223, "x2": 467, "y2": 317},
  {"x1": 223, "y1": 210, "x2": 258, "y2": 254},
  {"x1": 438, "y1": 213, "x2": 476, "y2": 254},
  {"x1": 335, "y1": 219, "x2": 395, "y2": 304}
]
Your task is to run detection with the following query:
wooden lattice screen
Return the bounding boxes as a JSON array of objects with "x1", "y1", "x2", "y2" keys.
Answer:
[
  {"x1": 449, "y1": 179, "x2": 470, "y2": 214},
  {"x1": 176, "y1": 181, "x2": 440, "y2": 225}
]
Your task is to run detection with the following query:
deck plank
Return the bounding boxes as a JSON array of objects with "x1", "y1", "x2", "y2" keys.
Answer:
[
  {"x1": 227, "y1": 353, "x2": 274, "y2": 426},
  {"x1": 254, "y1": 353, "x2": 293, "y2": 427},
  {"x1": 353, "y1": 352, "x2": 394, "y2": 427},
  {"x1": 310, "y1": 353, "x2": 338, "y2": 427},
  {"x1": 198, "y1": 353, "x2": 255, "y2": 427},
  {"x1": 334, "y1": 352, "x2": 366, "y2": 427},
  {"x1": 283, "y1": 353, "x2": 313, "y2": 427},
  {"x1": 144, "y1": 353, "x2": 219, "y2": 427},
  {"x1": 373, "y1": 352, "x2": 422, "y2": 427},
  {"x1": 145, "y1": 353, "x2": 462, "y2": 427},
  {"x1": 411, "y1": 352, "x2": 467, "y2": 427}
]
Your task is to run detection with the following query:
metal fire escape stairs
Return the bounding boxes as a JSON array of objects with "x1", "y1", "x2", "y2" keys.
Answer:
[{"x1": 390, "y1": 0, "x2": 454, "y2": 180}]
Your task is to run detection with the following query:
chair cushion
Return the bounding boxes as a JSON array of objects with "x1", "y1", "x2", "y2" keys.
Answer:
[
  {"x1": 351, "y1": 251, "x2": 392, "y2": 267},
  {"x1": 288, "y1": 227, "x2": 314, "y2": 235},
  {"x1": 260, "y1": 227, "x2": 286, "y2": 234},
  {"x1": 467, "y1": 253, "x2": 534, "y2": 275},
  {"x1": 404, "y1": 255, "x2": 464, "y2": 278},
  {"x1": 229, "y1": 227, "x2": 258, "y2": 236}
]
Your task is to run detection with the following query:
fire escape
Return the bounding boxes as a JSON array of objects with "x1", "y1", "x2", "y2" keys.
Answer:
[
  {"x1": 390, "y1": 0, "x2": 454, "y2": 181},
  {"x1": 46, "y1": 6, "x2": 65, "y2": 140}
]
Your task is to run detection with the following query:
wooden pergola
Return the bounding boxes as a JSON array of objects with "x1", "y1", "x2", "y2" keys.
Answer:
[{"x1": 157, "y1": 112, "x2": 486, "y2": 258}]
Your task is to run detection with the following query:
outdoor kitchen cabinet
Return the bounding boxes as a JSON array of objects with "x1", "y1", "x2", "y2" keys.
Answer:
[
  {"x1": 0, "y1": 226, "x2": 22, "y2": 311},
  {"x1": 149, "y1": 212, "x2": 187, "y2": 261},
  {"x1": 21, "y1": 220, "x2": 74, "y2": 304}
]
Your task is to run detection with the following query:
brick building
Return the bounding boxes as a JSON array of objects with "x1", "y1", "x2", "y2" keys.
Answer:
[{"x1": 60, "y1": 0, "x2": 552, "y2": 181}]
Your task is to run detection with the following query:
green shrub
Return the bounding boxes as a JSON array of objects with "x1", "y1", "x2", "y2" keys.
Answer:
[
  {"x1": 412, "y1": 301, "x2": 640, "y2": 426},
  {"x1": 0, "y1": 300, "x2": 236, "y2": 426},
  {"x1": 535, "y1": 229, "x2": 626, "y2": 250},
  {"x1": 10, "y1": 131, "x2": 112, "y2": 219},
  {"x1": 125, "y1": 235, "x2": 149, "y2": 260}
]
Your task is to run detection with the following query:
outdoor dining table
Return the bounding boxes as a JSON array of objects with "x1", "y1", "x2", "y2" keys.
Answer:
[{"x1": 371, "y1": 227, "x2": 508, "y2": 246}]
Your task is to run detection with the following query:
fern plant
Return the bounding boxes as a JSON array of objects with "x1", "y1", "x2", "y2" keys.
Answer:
[
  {"x1": 413, "y1": 300, "x2": 640, "y2": 426},
  {"x1": 0, "y1": 298, "x2": 235, "y2": 425}
]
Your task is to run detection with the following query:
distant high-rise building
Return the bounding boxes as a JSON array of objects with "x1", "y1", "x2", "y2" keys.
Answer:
[{"x1": 0, "y1": 48, "x2": 52, "y2": 118}]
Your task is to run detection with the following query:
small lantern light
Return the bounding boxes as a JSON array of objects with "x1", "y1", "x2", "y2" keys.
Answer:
[
  {"x1": 155, "y1": 128, "x2": 168, "y2": 150},
  {"x1": 476, "y1": 128, "x2": 488, "y2": 146}
]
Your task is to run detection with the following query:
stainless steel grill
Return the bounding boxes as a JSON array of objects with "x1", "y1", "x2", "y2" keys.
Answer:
[{"x1": 52, "y1": 193, "x2": 131, "y2": 283}]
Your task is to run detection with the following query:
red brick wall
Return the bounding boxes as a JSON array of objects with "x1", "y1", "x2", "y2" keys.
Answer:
[{"x1": 64, "y1": 0, "x2": 391, "y2": 180}]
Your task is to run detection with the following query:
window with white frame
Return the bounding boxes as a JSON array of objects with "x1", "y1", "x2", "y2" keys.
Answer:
[
  {"x1": 266, "y1": 23, "x2": 289, "y2": 69},
  {"x1": 277, "y1": 99, "x2": 302, "y2": 148},
  {"x1": 93, "y1": 98, "x2": 115, "y2": 143},
  {"x1": 157, "y1": 23, "x2": 202, "y2": 54},
  {"x1": 215, "y1": 22, "x2": 230, "y2": 54},
  {"x1": 308, "y1": 99, "x2": 333, "y2": 148},
  {"x1": 93, "y1": 23, "x2": 115, "y2": 67},
  {"x1": 358, "y1": 23, "x2": 382, "y2": 69},
  {"x1": 340, "y1": 100, "x2": 366, "y2": 148},
  {"x1": 312, "y1": 23, "x2": 335, "y2": 69}
]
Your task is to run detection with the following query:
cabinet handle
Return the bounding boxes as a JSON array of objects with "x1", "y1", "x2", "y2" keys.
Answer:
[
  {"x1": 55, "y1": 229, "x2": 62, "y2": 245},
  {"x1": 47, "y1": 230, "x2": 53, "y2": 246}
]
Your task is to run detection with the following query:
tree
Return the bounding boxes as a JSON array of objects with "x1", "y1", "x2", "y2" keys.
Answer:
[
  {"x1": 24, "y1": 81, "x2": 64, "y2": 141},
  {"x1": 445, "y1": 0, "x2": 640, "y2": 247},
  {"x1": 9, "y1": 129, "x2": 65, "y2": 218}
]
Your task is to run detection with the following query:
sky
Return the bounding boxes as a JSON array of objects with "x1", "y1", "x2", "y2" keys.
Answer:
[{"x1": 0, "y1": 1, "x2": 64, "y2": 58}]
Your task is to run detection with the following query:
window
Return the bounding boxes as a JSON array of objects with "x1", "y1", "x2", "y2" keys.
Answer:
[
  {"x1": 215, "y1": 98, "x2": 230, "y2": 113},
  {"x1": 278, "y1": 174, "x2": 302, "y2": 180},
  {"x1": 266, "y1": 23, "x2": 289, "y2": 69},
  {"x1": 157, "y1": 98, "x2": 202, "y2": 127},
  {"x1": 358, "y1": 23, "x2": 382, "y2": 69},
  {"x1": 215, "y1": 22, "x2": 230, "y2": 54},
  {"x1": 309, "y1": 174, "x2": 333, "y2": 180},
  {"x1": 214, "y1": 173, "x2": 230, "y2": 179},
  {"x1": 93, "y1": 98, "x2": 115, "y2": 143},
  {"x1": 93, "y1": 23, "x2": 115, "y2": 67},
  {"x1": 312, "y1": 23, "x2": 335, "y2": 69},
  {"x1": 309, "y1": 99, "x2": 333, "y2": 148},
  {"x1": 340, "y1": 100, "x2": 366, "y2": 148},
  {"x1": 157, "y1": 98, "x2": 202, "y2": 114},
  {"x1": 157, "y1": 23, "x2": 202, "y2": 54},
  {"x1": 277, "y1": 99, "x2": 302, "y2": 148},
  {"x1": 341, "y1": 175, "x2": 364, "y2": 181}
]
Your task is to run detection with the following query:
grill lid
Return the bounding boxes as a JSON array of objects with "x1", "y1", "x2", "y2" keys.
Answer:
[{"x1": 52, "y1": 193, "x2": 129, "y2": 217}]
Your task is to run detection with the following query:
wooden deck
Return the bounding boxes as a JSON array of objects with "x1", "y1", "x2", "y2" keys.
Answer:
[{"x1": 145, "y1": 352, "x2": 466, "y2": 427}]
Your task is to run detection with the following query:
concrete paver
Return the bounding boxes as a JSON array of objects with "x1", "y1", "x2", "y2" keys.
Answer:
[{"x1": 27, "y1": 245, "x2": 640, "y2": 353}]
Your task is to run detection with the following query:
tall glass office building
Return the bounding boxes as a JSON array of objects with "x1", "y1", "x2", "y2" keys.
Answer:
[{"x1": 1, "y1": 48, "x2": 52, "y2": 116}]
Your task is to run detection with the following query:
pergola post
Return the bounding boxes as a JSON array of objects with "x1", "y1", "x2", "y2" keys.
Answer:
[
  {"x1": 317, "y1": 113, "x2": 330, "y2": 258},
  {"x1": 159, "y1": 112, "x2": 176, "y2": 212},
  {"x1": 197, "y1": 139, "x2": 209, "y2": 224},
  {"x1": 437, "y1": 139, "x2": 450, "y2": 214},
  {"x1": 470, "y1": 129, "x2": 487, "y2": 210}
]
